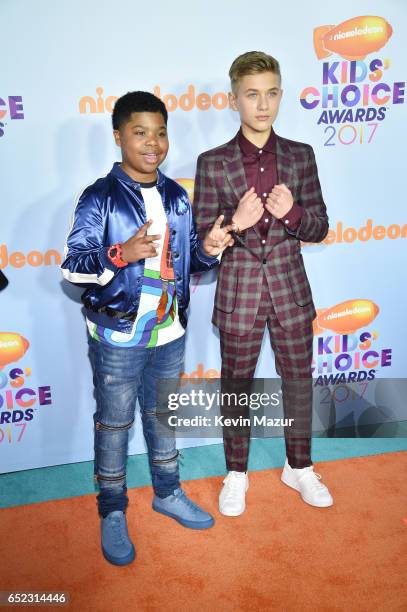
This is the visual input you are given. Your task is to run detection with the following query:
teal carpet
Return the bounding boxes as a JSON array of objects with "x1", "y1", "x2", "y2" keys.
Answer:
[{"x1": 1, "y1": 437, "x2": 406, "y2": 509}]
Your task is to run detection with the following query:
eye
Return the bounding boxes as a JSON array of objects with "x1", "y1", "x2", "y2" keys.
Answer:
[
  {"x1": 247, "y1": 92, "x2": 257, "y2": 98},
  {"x1": 134, "y1": 130, "x2": 145, "y2": 136},
  {"x1": 158, "y1": 131, "x2": 167, "y2": 138}
]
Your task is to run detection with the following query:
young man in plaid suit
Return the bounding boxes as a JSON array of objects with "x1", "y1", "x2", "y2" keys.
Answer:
[{"x1": 193, "y1": 51, "x2": 333, "y2": 516}]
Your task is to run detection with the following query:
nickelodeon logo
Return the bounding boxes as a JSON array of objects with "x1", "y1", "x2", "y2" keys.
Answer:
[
  {"x1": 180, "y1": 363, "x2": 220, "y2": 386},
  {"x1": 79, "y1": 86, "x2": 231, "y2": 115},
  {"x1": 0, "y1": 245, "x2": 62, "y2": 269},
  {"x1": 314, "y1": 16, "x2": 393, "y2": 61},
  {"x1": 303, "y1": 219, "x2": 407, "y2": 247},
  {"x1": 0, "y1": 333, "x2": 29, "y2": 368},
  {"x1": 313, "y1": 299, "x2": 379, "y2": 335}
]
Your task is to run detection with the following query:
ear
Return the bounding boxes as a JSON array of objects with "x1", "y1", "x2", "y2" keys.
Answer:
[
  {"x1": 113, "y1": 130, "x2": 121, "y2": 147},
  {"x1": 228, "y1": 91, "x2": 238, "y2": 111}
]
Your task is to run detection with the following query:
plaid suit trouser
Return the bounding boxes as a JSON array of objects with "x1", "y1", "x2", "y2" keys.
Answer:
[{"x1": 219, "y1": 276, "x2": 313, "y2": 471}]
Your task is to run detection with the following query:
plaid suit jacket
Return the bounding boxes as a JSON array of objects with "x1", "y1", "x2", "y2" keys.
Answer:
[{"x1": 193, "y1": 132, "x2": 329, "y2": 336}]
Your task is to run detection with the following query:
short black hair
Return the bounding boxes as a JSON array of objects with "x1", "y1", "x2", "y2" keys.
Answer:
[{"x1": 112, "y1": 91, "x2": 168, "y2": 130}]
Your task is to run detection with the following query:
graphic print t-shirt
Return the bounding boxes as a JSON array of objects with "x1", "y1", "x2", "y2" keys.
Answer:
[{"x1": 87, "y1": 182, "x2": 185, "y2": 348}]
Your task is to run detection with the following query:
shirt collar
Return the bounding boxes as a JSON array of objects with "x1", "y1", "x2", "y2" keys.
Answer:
[
  {"x1": 238, "y1": 128, "x2": 276, "y2": 155},
  {"x1": 110, "y1": 162, "x2": 165, "y2": 187}
]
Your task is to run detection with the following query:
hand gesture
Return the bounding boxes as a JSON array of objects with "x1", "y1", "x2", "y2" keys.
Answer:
[
  {"x1": 203, "y1": 215, "x2": 234, "y2": 257},
  {"x1": 265, "y1": 184, "x2": 293, "y2": 219},
  {"x1": 232, "y1": 187, "x2": 264, "y2": 231},
  {"x1": 121, "y1": 220, "x2": 161, "y2": 263}
]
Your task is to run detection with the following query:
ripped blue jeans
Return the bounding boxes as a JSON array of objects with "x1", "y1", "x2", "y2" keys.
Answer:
[{"x1": 88, "y1": 334, "x2": 185, "y2": 517}]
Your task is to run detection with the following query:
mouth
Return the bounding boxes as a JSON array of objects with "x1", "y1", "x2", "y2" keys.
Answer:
[
  {"x1": 143, "y1": 152, "x2": 160, "y2": 164},
  {"x1": 256, "y1": 115, "x2": 270, "y2": 121}
]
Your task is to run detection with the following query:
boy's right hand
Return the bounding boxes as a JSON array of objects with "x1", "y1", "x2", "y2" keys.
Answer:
[
  {"x1": 121, "y1": 220, "x2": 161, "y2": 263},
  {"x1": 231, "y1": 187, "x2": 264, "y2": 232}
]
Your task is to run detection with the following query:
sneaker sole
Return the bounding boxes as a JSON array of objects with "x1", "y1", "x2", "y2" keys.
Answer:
[
  {"x1": 152, "y1": 504, "x2": 215, "y2": 529},
  {"x1": 218, "y1": 505, "x2": 246, "y2": 517},
  {"x1": 281, "y1": 474, "x2": 333, "y2": 508},
  {"x1": 102, "y1": 544, "x2": 136, "y2": 566}
]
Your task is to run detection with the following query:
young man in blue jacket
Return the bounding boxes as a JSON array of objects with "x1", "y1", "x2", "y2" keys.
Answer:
[{"x1": 61, "y1": 91, "x2": 232, "y2": 566}]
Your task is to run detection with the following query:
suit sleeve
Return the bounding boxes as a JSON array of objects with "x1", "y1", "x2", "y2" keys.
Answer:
[
  {"x1": 193, "y1": 154, "x2": 221, "y2": 241},
  {"x1": 287, "y1": 145, "x2": 329, "y2": 243},
  {"x1": 60, "y1": 188, "x2": 120, "y2": 287},
  {"x1": 187, "y1": 195, "x2": 219, "y2": 275}
]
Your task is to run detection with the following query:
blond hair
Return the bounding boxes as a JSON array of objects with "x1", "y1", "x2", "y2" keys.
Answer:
[{"x1": 229, "y1": 51, "x2": 281, "y2": 90}]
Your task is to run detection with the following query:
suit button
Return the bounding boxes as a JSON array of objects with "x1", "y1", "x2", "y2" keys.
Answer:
[
  {"x1": 172, "y1": 230, "x2": 176, "y2": 236},
  {"x1": 263, "y1": 259, "x2": 267, "y2": 265}
]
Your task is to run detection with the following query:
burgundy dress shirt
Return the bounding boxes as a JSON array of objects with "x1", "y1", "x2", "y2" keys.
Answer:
[{"x1": 238, "y1": 129, "x2": 303, "y2": 244}]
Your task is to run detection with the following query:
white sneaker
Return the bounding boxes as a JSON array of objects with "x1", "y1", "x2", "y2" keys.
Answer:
[
  {"x1": 281, "y1": 459, "x2": 333, "y2": 508},
  {"x1": 219, "y1": 471, "x2": 249, "y2": 516}
]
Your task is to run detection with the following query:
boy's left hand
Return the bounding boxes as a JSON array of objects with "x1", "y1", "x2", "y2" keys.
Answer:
[
  {"x1": 265, "y1": 184, "x2": 293, "y2": 219},
  {"x1": 203, "y1": 215, "x2": 234, "y2": 256}
]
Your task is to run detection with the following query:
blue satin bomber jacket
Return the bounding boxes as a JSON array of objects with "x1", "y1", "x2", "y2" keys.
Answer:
[{"x1": 61, "y1": 162, "x2": 219, "y2": 333}]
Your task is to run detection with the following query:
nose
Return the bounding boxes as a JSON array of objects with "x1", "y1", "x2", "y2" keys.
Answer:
[
  {"x1": 146, "y1": 132, "x2": 158, "y2": 146},
  {"x1": 257, "y1": 94, "x2": 269, "y2": 110}
]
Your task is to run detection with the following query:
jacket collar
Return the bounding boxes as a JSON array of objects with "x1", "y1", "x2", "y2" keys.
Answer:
[
  {"x1": 238, "y1": 128, "x2": 276, "y2": 156},
  {"x1": 224, "y1": 130, "x2": 290, "y2": 159},
  {"x1": 222, "y1": 129, "x2": 291, "y2": 195}
]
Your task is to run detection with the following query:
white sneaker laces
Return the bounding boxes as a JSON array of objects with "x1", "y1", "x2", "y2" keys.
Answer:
[
  {"x1": 223, "y1": 474, "x2": 246, "y2": 499},
  {"x1": 302, "y1": 469, "x2": 325, "y2": 491}
]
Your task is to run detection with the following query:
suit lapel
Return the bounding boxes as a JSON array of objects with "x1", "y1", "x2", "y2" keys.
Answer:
[
  {"x1": 222, "y1": 136, "x2": 247, "y2": 201},
  {"x1": 222, "y1": 135, "x2": 262, "y2": 242},
  {"x1": 276, "y1": 136, "x2": 295, "y2": 189},
  {"x1": 265, "y1": 136, "x2": 295, "y2": 250}
]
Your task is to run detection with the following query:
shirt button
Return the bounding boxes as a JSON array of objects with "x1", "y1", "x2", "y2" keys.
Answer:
[
  {"x1": 263, "y1": 192, "x2": 267, "y2": 197},
  {"x1": 172, "y1": 230, "x2": 176, "y2": 236},
  {"x1": 285, "y1": 219, "x2": 289, "y2": 225},
  {"x1": 259, "y1": 150, "x2": 263, "y2": 154},
  {"x1": 260, "y1": 167, "x2": 264, "y2": 172},
  {"x1": 261, "y1": 239, "x2": 266, "y2": 244},
  {"x1": 265, "y1": 218, "x2": 269, "y2": 223},
  {"x1": 263, "y1": 258, "x2": 267, "y2": 264}
]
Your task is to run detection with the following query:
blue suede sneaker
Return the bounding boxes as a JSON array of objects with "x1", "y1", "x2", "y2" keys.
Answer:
[
  {"x1": 101, "y1": 510, "x2": 136, "y2": 566},
  {"x1": 152, "y1": 488, "x2": 214, "y2": 529}
]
